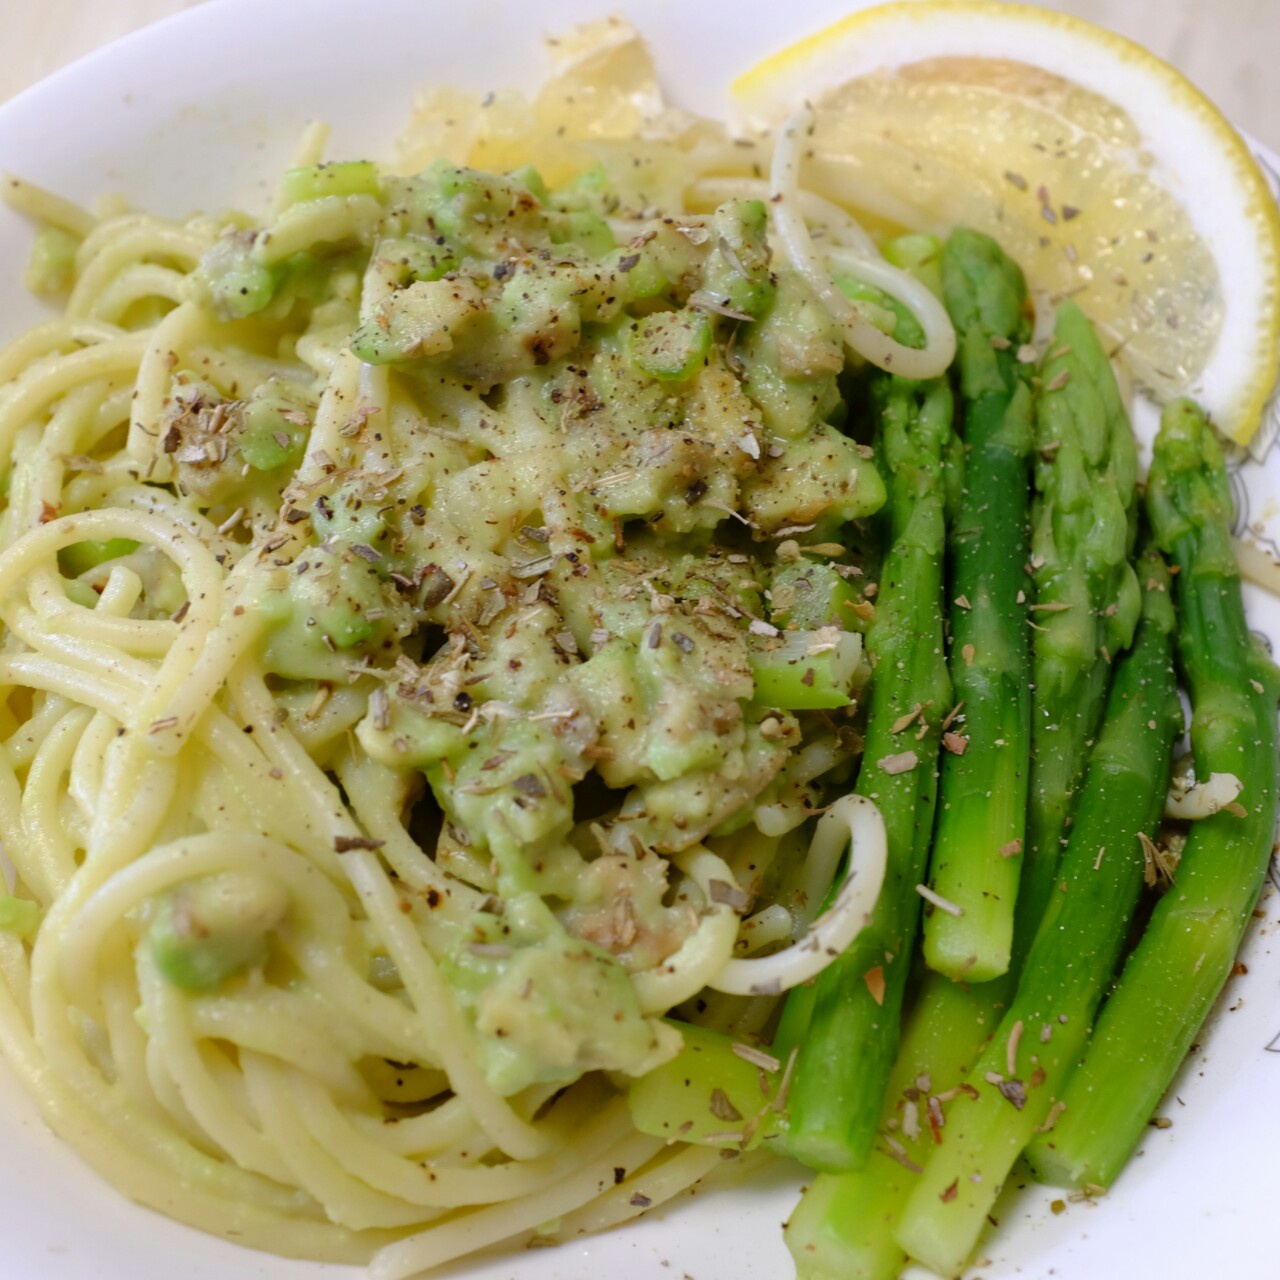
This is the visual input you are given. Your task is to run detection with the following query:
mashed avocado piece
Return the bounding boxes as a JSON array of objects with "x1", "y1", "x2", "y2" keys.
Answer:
[
  {"x1": 445, "y1": 924, "x2": 679, "y2": 1095},
  {"x1": 148, "y1": 871, "x2": 290, "y2": 991}
]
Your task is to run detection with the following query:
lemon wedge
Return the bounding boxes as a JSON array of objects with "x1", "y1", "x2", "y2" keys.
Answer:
[{"x1": 731, "y1": 0, "x2": 1280, "y2": 445}]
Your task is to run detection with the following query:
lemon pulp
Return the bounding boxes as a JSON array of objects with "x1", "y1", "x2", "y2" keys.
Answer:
[{"x1": 808, "y1": 57, "x2": 1222, "y2": 397}]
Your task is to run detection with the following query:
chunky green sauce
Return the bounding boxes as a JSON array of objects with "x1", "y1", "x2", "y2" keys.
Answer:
[{"x1": 114, "y1": 155, "x2": 908, "y2": 1091}]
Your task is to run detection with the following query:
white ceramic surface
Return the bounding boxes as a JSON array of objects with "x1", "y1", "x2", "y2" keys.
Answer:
[{"x1": 0, "y1": 3, "x2": 1277, "y2": 1279}]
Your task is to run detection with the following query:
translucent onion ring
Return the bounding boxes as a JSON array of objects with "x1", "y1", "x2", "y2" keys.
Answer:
[{"x1": 769, "y1": 104, "x2": 956, "y2": 381}]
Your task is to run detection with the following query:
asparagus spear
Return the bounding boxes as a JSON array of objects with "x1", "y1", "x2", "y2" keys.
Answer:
[
  {"x1": 894, "y1": 547, "x2": 1181, "y2": 1277},
  {"x1": 1020, "y1": 300, "x2": 1142, "y2": 945},
  {"x1": 1027, "y1": 398, "x2": 1280, "y2": 1189},
  {"x1": 781, "y1": 373, "x2": 956, "y2": 1172},
  {"x1": 784, "y1": 974, "x2": 994, "y2": 1280},
  {"x1": 903, "y1": 298, "x2": 1143, "y2": 1068},
  {"x1": 783, "y1": 297, "x2": 1149, "y2": 1270},
  {"x1": 782, "y1": 235, "x2": 1031, "y2": 1266},
  {"x1": 923, "y1": 228, "x2": 1034, "y2": 982}
]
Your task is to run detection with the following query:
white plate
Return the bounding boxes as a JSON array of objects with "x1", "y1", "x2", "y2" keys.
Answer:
[{"x1": 0, "y1": 2, "x2": 1277, "y2": 1278}]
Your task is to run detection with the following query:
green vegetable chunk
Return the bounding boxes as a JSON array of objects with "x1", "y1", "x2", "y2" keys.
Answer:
[
  {"x1": 629, "y1": 1021, "x2": 787, "y2": 1150},
  {"x1": 698, "y1": 199, "x2": 775, "y2": 318},
  {"x1": 196, "y1": 231, "x2": 280, "y2": 318},
  {"x1": 58, "y1": 537, "x2": 140, "y2": 578},
  {"x1": 280, "y1": 160, "x2": 381, "y2": 207},
  {"x1": 26, "y1": 224, "x2": 80, "y2": 295},
  {"x1": 629, "y1": 309, "x2": 712, "y2": 381},
  {"x1": 749, "y1": 628, "x2": 866, "y2": 710},
  {"x1": 881, "y1": 232, "x2": 944, "y2": 298},
  {"x1": 769, "y1": 559, "x2": 862, "y2": 630},
  {"x1": 0, "y1": 895, "x2": 41, "y2": 939},
  {"x1": 236, "y1": 383, "x2": 310, "y2": 471},
  {"x1": 149, "y1": 870, "x2": 290, "y2": 991}
]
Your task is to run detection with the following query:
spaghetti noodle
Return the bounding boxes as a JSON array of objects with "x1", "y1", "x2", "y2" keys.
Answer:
[{"x1": 0, "y1": 20, "x2": 942, "y2": 1279}]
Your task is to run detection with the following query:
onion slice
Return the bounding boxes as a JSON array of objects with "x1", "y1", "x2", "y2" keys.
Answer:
[
  {"x1": 769, "y1": 104, "x2": 956, "y2": 380},
  {"x1": 688, "y1": 175, "x2": 877, "y2": 256},
  {"x1": 1165, "y1": 770, "x2": 1244, "y2": 820},
  {"x1": 706, "y1": 793, "x2": 887, "y2": 997}
]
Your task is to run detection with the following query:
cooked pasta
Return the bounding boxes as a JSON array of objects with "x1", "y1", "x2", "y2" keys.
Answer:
[{"x1": 0, "y1": 20, "x2": 944, "y2": 1279}]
